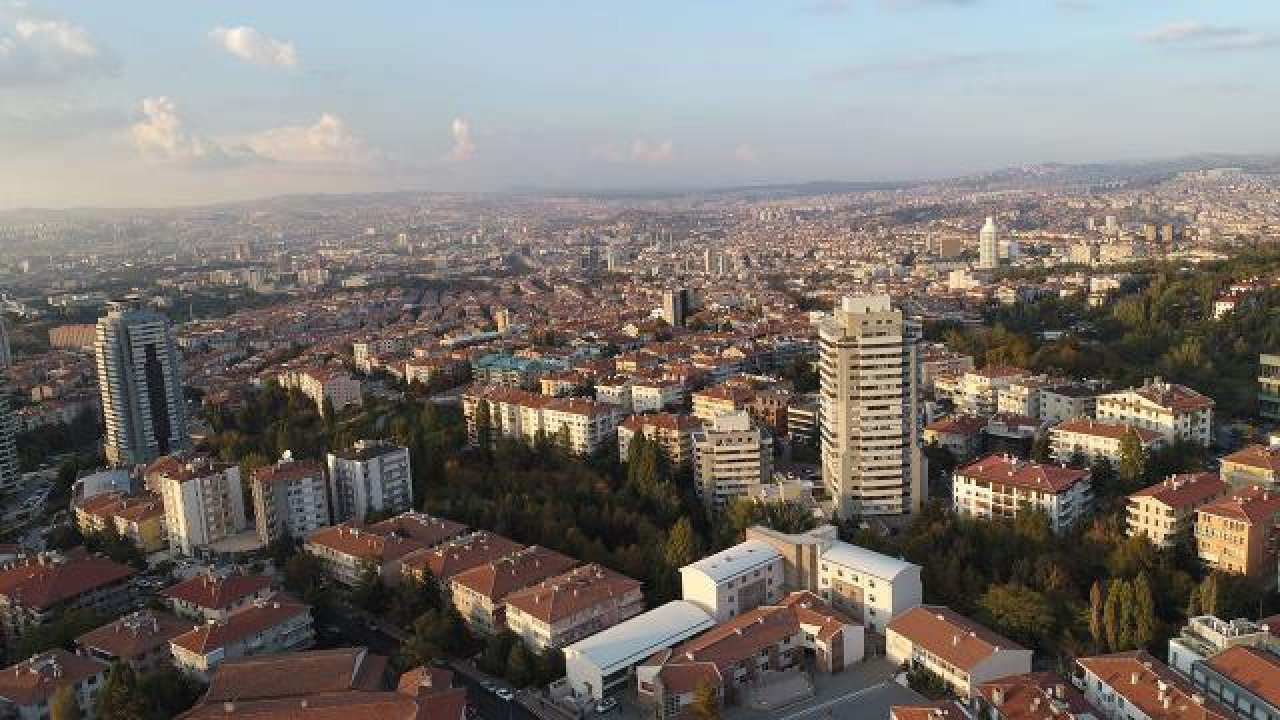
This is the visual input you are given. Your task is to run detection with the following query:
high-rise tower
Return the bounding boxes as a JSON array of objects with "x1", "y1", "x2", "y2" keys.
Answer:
[
  {"x1": 95, "y1": 298, "x2": 191, "y2": 467},
  {"x1": 978, "y1": 216, "x2": 1000, "y2": 270},
  {"x1": 0, "y1": 316, "x2": 17, "y2": 494},
  {"x1": 818, "y1": 295, "x2": 924, "y2": 517}
]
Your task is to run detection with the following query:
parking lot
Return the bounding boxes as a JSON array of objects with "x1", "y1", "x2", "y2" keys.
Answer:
[{"x1": 730, "y1": 659, "x2": 923, "y2": 720}]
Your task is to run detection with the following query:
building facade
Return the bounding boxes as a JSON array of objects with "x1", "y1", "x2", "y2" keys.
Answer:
[
  {"x1": 679, "y1": 540, "x2": 785, "y2": 623},
  {"x1": 952, "y1": 454, "x2": 1093, "y2": 534},
  {"x1": 691, "y1": 411, "x2": 774, "y2": 510},
  {"x1": 151, "y1": 454, "x2": 248, "y2": 556},
  {"x1": 326, "y1": 440, "x2": 413, "y2": 525},
  {"x1": 250, "y1": 455, "x2": 331, "y2": 545},
  {"x1": 1095, "y1": 378, "x2": 1214, "y2": 448},
  {"x1": 1127, "y1": 473, "x2": 1228, "y2": 548}
]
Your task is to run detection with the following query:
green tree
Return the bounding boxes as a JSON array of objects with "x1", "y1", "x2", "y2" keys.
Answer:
[
  {"x1": 1132, "y1": 572, "x2": 1157, "y2": 650},
  {"x1": 50, "y1": 684, "x2": 82, "y2": 720},
  {"x1": 351, "y1": 558, "x2": 390, "y2": 612},
  {"x1": 977, "y1": 583, "x2": 1055, "y2": 648},
  {"x1": 95, "y1": 663, "x2": 147, "y2": 720},
  {"x1": 690, "y1": 678, "x2": 722, "y2": 720},
  {"x1": 1103, "y1": 578, "x2": 1122, "y2": 652},
  {"x1": 664, "y1": 517, "x2": 697, "y2": 570},
  {"x1": 1118, "y1": 429, "x2": 1146, "y2": 488},
  {"x1": 1088, "y1": 580, "x2": 1105, "y2": 652},
  {"x1": 137, "y1": 666, "x2": 203, "y2": 719},
  {"x1": 1030, "y1": 432, "x2": 1051, "y2": 463},
  {"x1": 1114, "y1": 580, "x2": 1136, "y2": 650}
]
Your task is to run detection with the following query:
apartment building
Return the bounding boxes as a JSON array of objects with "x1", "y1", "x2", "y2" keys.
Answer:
[
  {"x1": 973, "y1": 672, "x2": 1096, "y2": 720},
  {"x1": 946, "y1": 367, "x2": 1029, "y2": 416},
  {"x1": 162, "y1": 570, "x2": 276, "y2": 622},
  {"x1": 463, "y1": 386, "x2": 621, "y2": 456},
  {"x1": 679, "y1": 539, "x2": 784, "y2": 623},
  {"x1": 1095, "y1": 378, "x2": 1214, "y2": 447},
  {"x1": 277, "y1": 366, "x2": 363, "y2": 417},
  {"x1": 1220, "y1": 443, "x2": 1280, "y2": 491},
  {"x1": 953, "y1": 454, "x2": 1093, "y2": 533},
  {"x1": 1195, "y1": 485, "x2": 1280, "y2": 585},
  {"x1": 818, "y1": 295, "x2": 925, "y2": 518},
  {"x1": 632, "y1": 380, "x2": 686, "y2": 414},
  {"x1": 887, "y1": 605, "x2": 1033, "y2": 700},
  {"x1": 1127, "y1": 473, "x2": 1229, "y2": 548},
  {"x1": 1039, "y1": 384, "x2": 1100, "y2": 426},
  {"x1": 1076, "y1": 650, "x2": 1233, "y2": 720},
  {"x1": 304, "y1": 517, "x2": 465, "y2": 586},
  {"x1": 150, "y1": 453, "x2": 248, "y2": 556},
  {"x1": 400, "y1": 531, "x2": 525, "y2": 585},
  {"x1": 691, "y1": 385, "x2": 754, "y2": 421},
  {"x1": 73, "y1": 490, "x2": 167, "y2": 553},
  {"x1": 0, "y1": 551, "x2": 135, "y2": 645},
  {"x1": 504, "y1": 563, "x2": 644, "y2": 651},
  {"x1": 923, "y1": 414, "x2": 988, "y2": 462},
  {"x1": 691, "y1": 411, "x2": 774, "y2": 509},
  {"x1": 743, "y1": 525, "x2": 922, "y2": 633},
  {"x1": 1260, "y1": 354, "x2": 1280, "y2": 422},
  {"x1": 326, "y1": 440, "x2": 413, "y2": 525},
  {"x1": 76, "y1": 609, "x2": 192, "y2": 674},
  {"x1": 996, "y1": 377, "x2": 1056, "y2": 419},
  {"x1": 250, "y1": 454, "x2": 331, "y2": 545},
  {"x1": 1049, "y1": 418, "x2": 1166, "y2": 467},
  {"x1": 0, "y1": 650, "x2": 109, "y2": 720},
  {"x1": 170, "y1": 597, "x2": 315, "y2": 680},
  {"x1": 1167, "y1": 615, "x2": 1277, "y2": 676},
  {"x1": 637, "y1": 593, "x2": 862, "y2": 719},
  {"x1": 618, "y1": 413, "x2": 701, "y2": 469},
  {"x1": 1186, "y1": 645, "x2": 1280, "y2": 720},
  {"x1": 919, "y1": 345, "x2": 975, "y2": 394},
  {"x1": 450, "y1": 546, "x2": 579, "y2": 635}
]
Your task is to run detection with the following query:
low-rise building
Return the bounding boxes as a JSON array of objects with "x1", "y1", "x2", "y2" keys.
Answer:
[
  {"x1": 1095, "y1": 378, "x2": 1214, "y2": 447},
  {"x1": 618, "y1": 413, "x2": 701, "y2": 469},
  {"x1": 1219, "y1": 443, "x2": 1280, "y2": 491},
  {"x1": 0, "y1": 650, "x2": 109, "y2": 720},
  {"x1": 924, "y1": 414, "x2": 988, "y2": 462},
  {"x1": 170, "y1": 597, "x2": 314, "y2": 680},
  {"x1": 679, "y1": 539, "x2": 784, "y2": 623},
  {"x1": 1127, "y1": 473, "x2": 1229, "y2": 548},
  {"x1": 304, "y1": 523, "x2": 429, "y2": 587},
  {"x1": 400, "y1": 531, "x2": 525, "y2": 585},
  {"x1": 0, "y1": 550, "x2": 135, "y2": 645},
  {"x1": 691, "y1": 411, "x2": 774, "y2": 509},
  {"x1": 505, "y1": 563, "x2": 644, "y2": 651},
  {"x1": 1188, "y1": 645, "x2": 1280, "y2": 720},
  {"x1": 450, "y1": 546, "x2": 578, "y2": 635},
  {"x1": 974, "y1": 671, "x2": 1096, "y2": 720},
  {"x1": 463, "y1": 386, "x2": 621, "y2": 456},
  {"x1": 76, "y1": 609, "x2": 193, "y2": 674},
  {"x1": 953, "y1": 454, "x2": 1093, "y2": 533},
  {"x1": 1167, "y1": 615, "x2": 1277, "y2": 676},
  {"x1": 886, "y1": 605, "x2": 1033, "y2": 700},
  {"x1": 250, "y1": 454, "x2": 331, "y2": 545},
  {"x1": 73, "y1": 491, "x2": 167, "y2": 554},
  {"x1": 1049, "y1": 418, "x2": 1165, "y2": 468},
  {"x1": 1076, "y1": 650, "x2": 1233, "y2": 720},
  {"x1": 1195, "y1": 485, "x2": 1280, "y2": 586},
  {"x1": 162, "y1": 570, "x2": 276, "y2": 622}
]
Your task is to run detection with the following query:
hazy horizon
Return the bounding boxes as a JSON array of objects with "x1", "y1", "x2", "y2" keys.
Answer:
[{"x1": 4, "y1": 0, "x2": 1279, "y2": 209}]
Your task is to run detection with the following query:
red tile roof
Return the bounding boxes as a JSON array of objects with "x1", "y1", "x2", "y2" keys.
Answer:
[
  {"x1": 163, "y1": 571, "x2": 274, "y2": 612},
  {"x1": 1221, "y1": 444, "x2": 1280, "y2": 475},
  {"x1": 1129, "y1": 473, "x2": 1228, "y2": 510},
  {"x1": 171, "y1": 597, "x2": 310, "y2": 656},
  {"x1": 400, "y1": 532, "x2": 524, "y2": 581},
  {"x1": 201, "y1": 647, "x2": 388, "y2": 703},
  {"x1": 1052, "y1": 418, "x2": 1163, "y2": 443},
  {"x1": 1205, "y1": 645, "x2": 1280, "y2": 709},
  {"x1": 504, "y1": 563, "x2": 641, "y2": 624},
  {"x1": 887, "y1": 605, "x2": 1027, "y2": 673},
  {"x1": 449, "y1": 545, "x2": 578, "y2": 602},
  {"x1": 0, "y1": 649, "x2": 106, "y2": 707},
  {"x1": 976, "y1": 671, "x2": 1094, "y2": 720},
  {"x1": 955, "y1": 454, "x2": 1089, "y2": 494},
  {"x1": 0, "y1": 551, "x2": 135, "y2": 610},
  {"x1": 76, "y1": 610, "x2": 193, "y2": 662},
  {"x1": 1077, "y1": 650, "x2": 1232, "y2": 720},
  {"x1": 1197, "y1": 485, "x2": 1280, "y2": 524}
]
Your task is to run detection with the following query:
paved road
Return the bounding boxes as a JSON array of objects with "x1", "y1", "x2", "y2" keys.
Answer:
[{"x1": 449, "y1": 664, "x2": 539, "y2": 720}]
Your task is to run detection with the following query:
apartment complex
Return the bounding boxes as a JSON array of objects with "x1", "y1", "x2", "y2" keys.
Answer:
[
  {"x1": 276, "y1": 366, "x2": 362, "y2": 417},
  {"x1": 1076, "y1": 650, "x2": 1233, "y2": 720},
  {"x1": 0, "y1": 650, "x2": 109, "y2": 720},
  {"x1": 953, "y1": 454, "x2": 1093, "y2": 533},
  {"x1": 250, "y1": 454, "x2": 331, "y2": 545},
  {"x1": 73, "y1": 490, "x2": 167, "y2": 553},
  {"x1": 400, "y1": 530, "x2": 524, "y2": 585},
  {"x1": 1127, "y1": 473, "x2": 1229, "y2": 548},
  {"x1": 1186, "y1": 644, "x2": 1280, "y2": 720},
  {"x1": 618, "y1": 413, "x2": 701, "y2": 469},
  {"x1": 76, "y1": 609, "x2": 192, "y2": 674},
  {"x1": 691, "y1": 411, "x2": 774, "y2": 509},
  {"x1": 887, "y1": 605, "x2": 1033, "y2": 700},
  {"x1": 1095, "y1": 378, "x2": 1215, "y2": 447},
  {"x1": 679, "y1": 540, "x2": 785, "y2": 623},
  {"x1": 1049, "y1": 418, "x2": 1166, "y2": 467},
  {"x1": 0, "y1": 551, "x2": 136, "y2": 645},
  {"x1": 973, "y1": 672, "x2": 1096, "y2": 720},
  {"x1": 818, "y1": 295, "x2": 925, "y2": 517},
  {"x1": 1220, "y1": 443, "x2": 1280, "y2": 490},
  {"x1": 162, "y1": 570, "x2": 276, "y2": 622},
  {"x1": 504, "y1": 563, "x2": 644, "y2": 651},
  {"x1": 326, "y1": 440, "x2": 413, "y2": 525},
  {"x1": 463, "y1": 386, "x2": 622, "y2": 456},
  {"x1": 1195, "y1": 485, "x2": 1280, "y2": 585},
  {"x1": 449, "y1": 546, "x2": 578, "y2": 635},
  {"x1": 95, "y1": 298, "x2": 191, "y2": 466},
  {"x1": 150, "y1": 453, "x2": 248, "y2": 556},
  {"x1": 169, "y1": 597, "x2": 315, "y2": 680},
  {"x1": 0, "y1": 330, "x2": 16, "y2": 494}
]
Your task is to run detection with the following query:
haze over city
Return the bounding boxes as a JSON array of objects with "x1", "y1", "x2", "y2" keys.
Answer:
[{"x1": 4, "y1": 0, "x2": 1280, "y2": 208}]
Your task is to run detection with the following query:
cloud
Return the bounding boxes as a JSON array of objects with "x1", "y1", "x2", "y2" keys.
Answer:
[
  {"x1": 1140, "y1": 21, "x2": 1278, "y2": 51},
  {"x1": 448, "y1": 117, "x2": 475, "y2": 161},
  {"x1": 132, "y1": 97, "x2": 373, "y2": 169},
  {"x1": 824, "y1": 51, "x2": 997, "y2": 80},
  {"x1": 592, "y1": 139, "x2": 673, "y2": 165},
  {"x1": 734, "y1": 144, "x2": 759, "y2": 164},
  {"x1": 209, "y1": 25, "x2": 298, "y2": 67},
  {"x1": 0, "y1": 2, "x2": 116, "y2": 85}
]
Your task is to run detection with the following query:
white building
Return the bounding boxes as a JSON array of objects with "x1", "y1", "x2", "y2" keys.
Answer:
[
  {"x1": 463, "y1": 386, "x2": 622, "y2": 456},
  {"x1": 250, "y1": 454, "x2": 331, "y2": 545},
  {"x1": 1076, "y1": 651, "x2": 1233, "y2": 720},
  {"x1": 1049, "y1": 418, "x2": 1167, "y2": 467},
  {"x1": 151, "y1": 454, "x2": 248, "y2": 556},
  {"x1": 818, "y1": 296, "x2": 925, "y2": 517},
  {"x1": 277, "y1": 367, "x2": 362, "y2": 417},
  {"x1": 679, "y1": 539, "x2": 784, "y2": 622},
  {"x1": 745, "y1": 524, "x2": 922, "y2": 634},
  {"x1": 1095, "y1": 378, "x2": 1214, "y2": 447},
  {"x1": 887, "y1": 605, "x2": 1032, "y2": 700},
  {"x1": 979, "y1": 217, "x2": 1000, "y2": 270},
  {"x1": 326, "y1": 440, "x2": 413, "y2": 525},
  {"x1": 630, "y1": 380, "x2": 685, "y2": 414},
  {"x1": 95, "y1": 298, "x2": 191, "y2": 467},
  {"x1": 563, "y1": 600, "x2": 715, "y2": 702},
  {"x1": 1167, "y1": 615, "x2": 1277, "y2": 677},
  {"x1": 691, "y1": 411, "x2": 774, "y2": 510},
  {"x1": 952, "y1": 454, "x2": 1093, "y2": 533}
]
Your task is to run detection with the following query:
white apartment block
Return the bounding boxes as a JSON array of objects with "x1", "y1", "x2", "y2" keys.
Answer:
[
  {"x1": 679, "y1": 540, "x2": 784, "y2": 622},
  {"x1": 326, "y1": 440, "x2": 413, "y2": 525},
  {"x1": 945, "y1": 367, "x2": 1028, "y2": 416},
  {"x1": 1076, "y1": 651, "x2": 1233, "y2": 720},
  {"x1": 691, "y1": 411, "x2": 774, "y2": 509},
  {"x1": 169, "y1": 598, "x2": 314, "y2": 681},
  {"x1": 463, "y1": 386, "x2": 621, "y2": 456},
  {"x1": 1095, "y1": 378, "x2": 1214, "y2": 448},
  {"x1": 1049, "y1": 418, "x2": 1167, "y2": 467},
  {"x1": 1126, "y1": 473, "x2": 1228, "y2": 549},
  {"x1": 250, "y1": 454, "x2": 331, "y2": 545},
  {"x1": 152, "y1": 454, "x2": 248, "y2": 556},
  {"x1": 277, "y1": 367, "x2": 362, "y2": 417},
  {"x1": 953, "y1": 454, "x2": 1093, "y2": 533},
  {"x1": 631, "y1": 381, "x2": 685, "y2": 414},
  {"x1": 818, "y1": 296, "x2": 925, "y2": 518},
  {"x1": 618, "y1": 413, "x2": 701, "y2": 469},
  {"x1": 1038, "y1": 384, "x2": 1099, "y2": 426}
]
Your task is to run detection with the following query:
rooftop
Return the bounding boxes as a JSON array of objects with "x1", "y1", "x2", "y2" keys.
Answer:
[
  {"x1": 563, "y1": 600, "x2": 715, "y2": 675},
  {"x1": 680, "y1": 540, "x2": 781, "y2": 583}
]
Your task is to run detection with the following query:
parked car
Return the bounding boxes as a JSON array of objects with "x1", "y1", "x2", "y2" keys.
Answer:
[
  {"x1": 595, "y1": 697, "x2": 619, "y2": 714},
  {"x1": 495, "y1": 688, "x2": 514, "y2": 701}
]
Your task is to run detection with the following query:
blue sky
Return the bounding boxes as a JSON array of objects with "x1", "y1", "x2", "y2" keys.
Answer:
[{"x1": 2, "y1": 0, "x2": 1278, "y2": 208}]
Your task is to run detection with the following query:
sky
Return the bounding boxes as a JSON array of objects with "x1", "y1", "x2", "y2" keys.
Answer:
[{"x1": 1, "y1": 0, "x2": 1278, "y2": 209}]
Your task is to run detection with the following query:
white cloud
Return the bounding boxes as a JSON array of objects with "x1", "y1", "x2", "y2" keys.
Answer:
[
  {"x1": 210, "y1": 25, "x2": 298, "y2": 67},
  {"x1": 734, "y1": 144, "x2": 759, "y2": 164},
  {"x1": 247, "y1": 113, "x2": 373, "y2": 165},
  {"x1": 448, "y1": 117, "x2": 475, "y2": 161},
  {"x1": 131, "y1": 97, "x2": 371, "y2": 169},
  {"x1": 1140, "y1": 21, "x2": 1277, "y2": 50},
  {"x1": 592, "y1": 138, "x2": 673, "y2": 165},
  {"x1": 0, "y1": 2, "x2": 116, "y2": 85}
]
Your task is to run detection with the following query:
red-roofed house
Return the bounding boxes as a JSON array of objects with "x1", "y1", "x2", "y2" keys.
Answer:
[
  {"x1": 886, "y1": 605, "x2": 1032, "y2": 699},
  {"x1": 1195, "y1": 485, "x2": 1280, "y2": 585},
  {"x1": 170, "y1": 596, "x2": 314, "y2": 680},
  {"x1": 1076, "y1": 650, "x2": 1233, "y2": 720},
  {"x1": 0, "y1": 649, "x2": 109, "y2": 720},
  {"x1": 953, "y1": 454, "x2": 1093, "y2": 533},
  {"x1": 76, "y1": 609, "x2": 193, "y2": 673},
  {"x1": 163, "y1": 570, "x2": 276, "y2": 622},
  {"x1": 1127, "y1": 473, "x2": 1229, "y2": 548},
  {"x1": 1096, "y1": 377, "x2": 1214, "y2": 447},
  {"x1": 0, "y1": 550, "x2": 136, "y2": 645},
  {"x1": 1049, "y1": 418, "x2": 1166, "y2": 467},
  {"x1": 504, "y1": 564, "x2": 644, "y2": 651},
  {"x1": 1220, "y1": 443, "x2": 1280, "y2": 491},
  {"x1": 449, "y1": 546, "x2": 578, "y2": 635},
  {"x1": 924, "y1": 414, "x2": 988, "y2": 462}
]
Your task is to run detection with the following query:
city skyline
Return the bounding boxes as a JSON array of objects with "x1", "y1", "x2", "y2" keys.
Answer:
[{"x1": 3, "y1": 0, "x2": 1280, "y2": 209}]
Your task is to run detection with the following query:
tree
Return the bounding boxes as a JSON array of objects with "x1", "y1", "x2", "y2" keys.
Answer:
[
  {"x1": 1132, "y1": 572, "x2": 1157, "y2": 650},
  {"x1": 690, "y1": 678, "x2": 722, "y2": 720},
  {"x1": 1088, "y1": 580, "x2": 1105, "y2": 652},
  {"x1": 1103, "y1": 578, "x2": 1122, "y2": 652},
  {"x1": 1114, "y1": 580, "x2": 1135, "y2": 651},
  {"x1": 1118, "y1": 429, "x2": 1146, "y2": 488},
  {"x1": 475, "y1": 399, "x2": 494, "y2": 458},
  {"x1": 50, "y1": 684, "x2": 82, "y2": 720},
  {"x1": 137, "y1": 666, "x2": 203, "y2": 719},
  {"x1": 664, "y1": 517, "x2": 697, "y2": 570},
  {"x1": 977, "y1": 583, "x2": 1055, "y2": 648},
  {"x1": 351, "y1": 558, "x2": 390, "y2": 612},
  {"x1": 95, "y1": 663, "x2": 147, "y2": 720},
  {"x1": 1030, "y1": 432, "x2": 1051, "y2": 463}
]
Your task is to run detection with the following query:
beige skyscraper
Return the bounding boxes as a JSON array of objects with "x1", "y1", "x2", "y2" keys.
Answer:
[
  {"x1": 978, "y1": 216, "x2": 1000, "y2": 269},
  {"x1": 819, "y1": 295, "x2": 925, "y2": 517}
]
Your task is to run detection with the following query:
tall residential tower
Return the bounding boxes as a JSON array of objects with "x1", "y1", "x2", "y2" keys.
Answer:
[
  {"x1": 95, "y1": 299, "x2": 191, "y2": 467},
  {"x1": 818, "y1": 296, "x2": 924, "y2": 517},
  {"x1": 978, "y1": 216, "x2": 1000, "y2": 270},
  {"x1": 0, "y1": 316, "x2": 17, "y2": 494}
]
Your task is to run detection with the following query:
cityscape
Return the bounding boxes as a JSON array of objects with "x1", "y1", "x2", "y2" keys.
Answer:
[{"x1": 3, "y1": 2, "x2": 1280, "y2": 720}]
